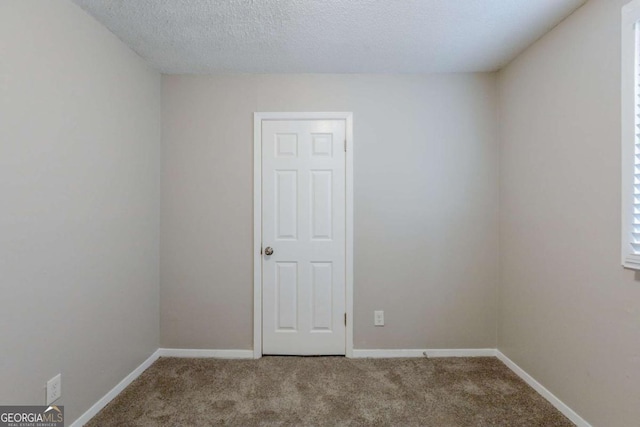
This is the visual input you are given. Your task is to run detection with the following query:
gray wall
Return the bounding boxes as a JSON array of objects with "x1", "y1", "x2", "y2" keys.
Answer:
[
  {"x1": 161, "y1": 74, "x2": 499, "y2": 350},
  {"x1": 497, "y1": 0, "x2": 640, "y2": 425},
  {"x1": 0, "y1": 1, "x2": 161, "y2": 423}
]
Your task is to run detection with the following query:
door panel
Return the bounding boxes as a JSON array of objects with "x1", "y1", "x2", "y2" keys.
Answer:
[
  {"x1": 276, "y1": 262, "x2": 297, "y2": 331},
  {"x1": 275, "y1": 171, "x2": 298, "y2": 240},
  {"x1": 262, "y1": 119, "x2": 346, "y2": 355},
  {"x1": 310, "y1": 171, "x2": 333, "y2": 239},
  {"x1": 311, "y1": 262, "x2": 333, "y2": 331}
]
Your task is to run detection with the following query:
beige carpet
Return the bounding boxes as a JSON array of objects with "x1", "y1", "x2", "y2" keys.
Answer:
[{"x1": 87, "y1": 356, "x2": 572, "y2": 426}]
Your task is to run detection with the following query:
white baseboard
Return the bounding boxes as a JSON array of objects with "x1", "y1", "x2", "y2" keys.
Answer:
[
  {"x1": 70, "y1": 349, "x2": 161, "y2": 427},
  {"x1": 158, "y1": 348, "x2": 255, "y2": 359},
  {"x1": 496, "y1": 351, "x2": 591, "y2": 427},
  {"x1": 351, "y1": 348, "x2": 497, "y2": 358}
]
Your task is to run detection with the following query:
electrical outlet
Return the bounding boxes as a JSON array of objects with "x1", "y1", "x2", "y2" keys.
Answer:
[
  {"x1": 374, "y1": 310, "x2": 384, "y2": 326},
  {"x1": 46, "y1": 374, "x2": 61, "y2": 405}
]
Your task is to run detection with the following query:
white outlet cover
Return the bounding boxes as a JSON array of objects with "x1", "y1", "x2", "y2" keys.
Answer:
[
  {"x1": 374, "y1": 310, "x2": 384, "y2": 326},
  {"x1": 46, "y1": 374, "x2": 61, "y2": 405}
]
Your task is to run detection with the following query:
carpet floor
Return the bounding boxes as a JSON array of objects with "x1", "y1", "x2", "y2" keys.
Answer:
[{"x1": 86, "y1": 356, "x2": 573, "y2": 426}]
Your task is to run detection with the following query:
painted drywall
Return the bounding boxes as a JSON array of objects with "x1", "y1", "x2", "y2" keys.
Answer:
[
  {"x1": 161, "y1": 74, "x2": 499, "y2": 350},
  {"x1": 0, "y1": 1, "x2": 161, "y2": 423},
  {"x1": 498, "y1": 0, "x2": 640, "y2": 425}
]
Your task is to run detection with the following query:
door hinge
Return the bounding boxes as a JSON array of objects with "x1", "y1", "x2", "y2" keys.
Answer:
[
  {"x1": 344, "y1": 139, "x2": 347, "y2": 152},
  {"x1": 344, "y1": 313, "x2": 347, "y2": 326}
]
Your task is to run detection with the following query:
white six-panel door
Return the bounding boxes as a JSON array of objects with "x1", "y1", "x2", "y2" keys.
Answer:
[{"x1": 262, "y1": 119, "x2": 346, "y2": 355}]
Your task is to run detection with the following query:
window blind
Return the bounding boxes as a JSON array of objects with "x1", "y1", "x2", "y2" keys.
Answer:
[{"x1": 633, "y1": 25, "x2": 640, "y2": 254}]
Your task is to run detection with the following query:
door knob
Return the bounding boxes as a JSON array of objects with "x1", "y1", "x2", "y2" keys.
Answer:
[{"x1": 264, "y1": 247, "x2": 274, "y2": 256}]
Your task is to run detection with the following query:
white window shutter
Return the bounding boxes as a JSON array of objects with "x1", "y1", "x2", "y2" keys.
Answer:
[
  {"x1": 633, "y1": 26, "x2": 640, "y2": 254},
  {"x1": 621, "y1": 1, "x2": 640, "y2": 269}
]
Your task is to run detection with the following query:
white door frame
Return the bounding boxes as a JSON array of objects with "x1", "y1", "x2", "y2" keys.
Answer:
[{"x1": 253, "y1": 112, "x2": 354, "y2": 359}]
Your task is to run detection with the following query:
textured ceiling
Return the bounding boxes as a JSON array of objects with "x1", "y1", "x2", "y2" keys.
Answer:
[{"x1": 72, "y1": 0, "x2": 586, "y2": 74}]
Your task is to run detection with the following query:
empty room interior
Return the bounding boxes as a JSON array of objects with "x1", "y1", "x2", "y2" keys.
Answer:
[{"x1": 1, "y1": 0, "x2": 639, "y2": 425}]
